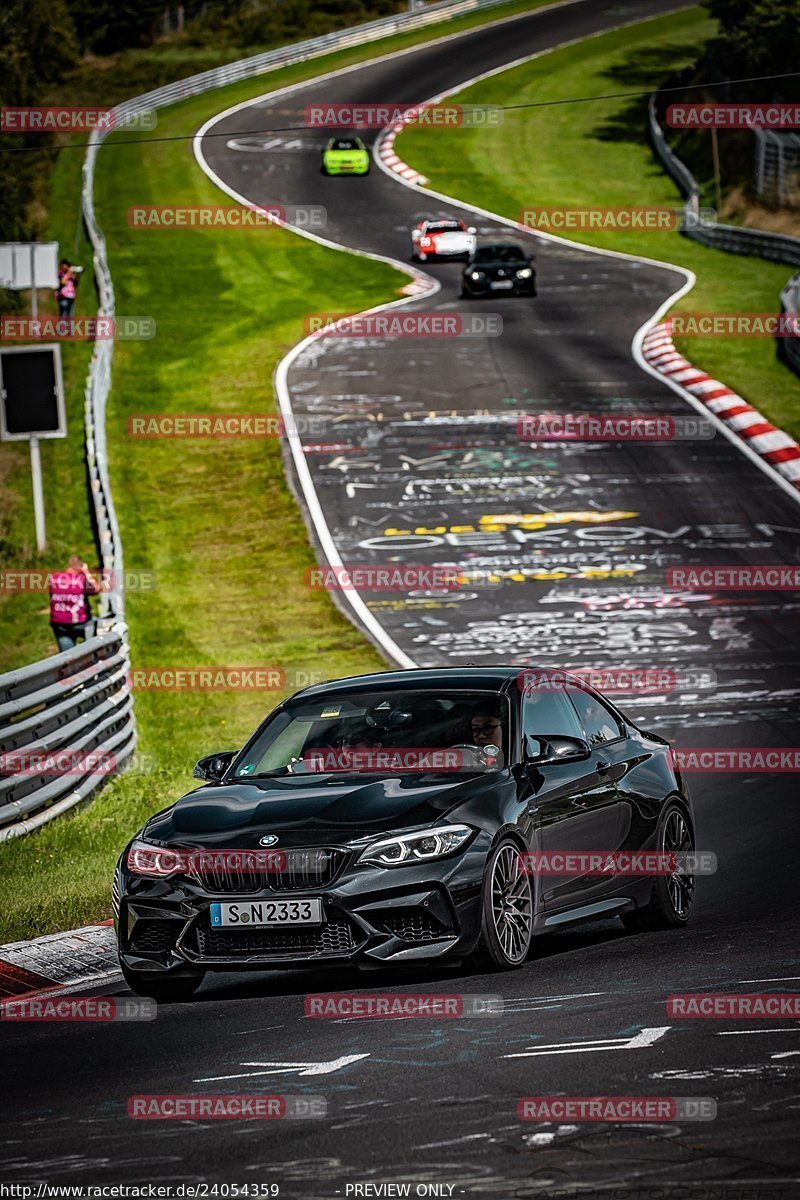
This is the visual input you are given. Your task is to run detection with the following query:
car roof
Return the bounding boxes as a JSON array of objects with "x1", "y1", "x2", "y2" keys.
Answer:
[{"x1": 289, "y1": 666, "x2": 537, "y2": 700}]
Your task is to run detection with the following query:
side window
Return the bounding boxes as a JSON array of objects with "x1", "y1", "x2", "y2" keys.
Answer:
[
  {"x1": 569, "y1": 689, "x2": 624, "y2": 746},
  {"x1": 522, "y1": 689, "x2": 585, "y2": 743}
]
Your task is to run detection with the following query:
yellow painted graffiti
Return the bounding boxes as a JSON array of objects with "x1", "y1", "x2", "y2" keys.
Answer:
[{"x1": 383, "y1": 510, "x2": 638, "y2": 536}]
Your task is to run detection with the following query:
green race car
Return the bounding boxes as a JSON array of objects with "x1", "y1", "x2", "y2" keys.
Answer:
[{"x1": 321, "y1": 136, "x2": 370, "y2": 176}]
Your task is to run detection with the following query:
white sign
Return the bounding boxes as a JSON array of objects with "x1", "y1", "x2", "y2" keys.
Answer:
[{"x1": 0, "y1": 242, "x2": 60, "y2": 290}]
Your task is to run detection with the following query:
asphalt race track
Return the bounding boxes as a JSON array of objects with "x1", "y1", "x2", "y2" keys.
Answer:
[{"x1": 3, "y1": 1, "x2": 800, "y2": 1196}]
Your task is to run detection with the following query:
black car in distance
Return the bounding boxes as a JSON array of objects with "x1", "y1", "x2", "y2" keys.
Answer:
[
  {"x1": 461, "y1": 242, "x2": 537, "y2": 297},
  {"x1": 115, "y1": 667, "x2": 695, "y2": 1001}
]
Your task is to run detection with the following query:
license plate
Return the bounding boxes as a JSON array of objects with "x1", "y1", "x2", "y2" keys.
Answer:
[
  {"x1": 490, "y1": 280, "x2": 513, "y2": 289},
  {"x1": 210, "y1": 898, "x2": 323, "y2": 927}
]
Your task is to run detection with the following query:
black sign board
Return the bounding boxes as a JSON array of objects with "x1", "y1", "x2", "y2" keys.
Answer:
[{"x1": 0, "y1": 345, "x2": 66, "y2": 440}]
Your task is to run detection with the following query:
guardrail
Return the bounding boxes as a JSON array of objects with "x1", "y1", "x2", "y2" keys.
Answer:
[
  {"x1": 0, "y1": 66, "x2": 137, "y2": 840},
  {"x1": 648, "y1": 89, "x2": 800, "y2": 375},
  {"x1": 1, "y1": 0, "x2": 521, "y2": 840},
  {"x1": 0, "y1": 626, "x2": 135, "y2": 841},
  {"x1": 0, "y1": 151, "x2": 137, "y2": 839}
]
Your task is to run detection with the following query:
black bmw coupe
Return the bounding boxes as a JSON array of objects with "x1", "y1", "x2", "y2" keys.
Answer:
[
  {"x1": 115, "y1": 667, "x2": 695, "y2": 1000},
  {"x1": 461, "y1": 242, "x2": 536, "y2": 297}
]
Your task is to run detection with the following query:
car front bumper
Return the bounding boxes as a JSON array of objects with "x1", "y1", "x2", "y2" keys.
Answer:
[
  {"x1": 462, "y1": 275, "x2": 537, "y2": 296},
  {"x1": 115, "y1": 841, "x2": 488, "y2": 974},
  {"x1": 415, "y1": 244, "x2": 474, "y2": 259}
]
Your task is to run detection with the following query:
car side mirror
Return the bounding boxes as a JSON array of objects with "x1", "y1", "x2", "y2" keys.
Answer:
[
  {"x1": 525, "y1": 734, "x2": 590, "y2": 766},
  {"x1": 193, "y1": 750, "x2": 236, "y2": 782},
  {"x1": 467, "y1": 226, "x2": 477, "y2": 234}
]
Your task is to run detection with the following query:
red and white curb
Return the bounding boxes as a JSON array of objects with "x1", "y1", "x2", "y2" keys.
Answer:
[
  {"x1": 642, "y1": 321, "x2": 800, "y2": 491},
  {"x1": 0, "y1": 920, "x2": 119, "y2": 1000},
  {"x1": 400, "y1": 275, "x2": 433, "y2": 296},
  {"x1": 376, "y1": 116, "x2": 430, "y2": 186}
]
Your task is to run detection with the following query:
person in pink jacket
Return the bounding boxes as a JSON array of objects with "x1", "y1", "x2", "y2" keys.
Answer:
[
  {"x1": 56, "y1": 260, "x2": 77, "y2": 318},
  {"x1": 49, "y1": 556, "x2": 101, "y2": 651}
]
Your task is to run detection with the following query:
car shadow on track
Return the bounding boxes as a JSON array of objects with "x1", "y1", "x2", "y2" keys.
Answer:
[{"x1": 162, "y1": 918, "x2": 632, "y2": 1003}]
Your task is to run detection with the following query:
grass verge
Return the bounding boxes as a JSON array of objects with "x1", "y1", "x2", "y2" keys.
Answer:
[
  {"x1": 0, "y1": 0, "x2": 555, "y2": 942},
  {"x1": 396, "y1": 6, "x2": 800, "y2": 439}
]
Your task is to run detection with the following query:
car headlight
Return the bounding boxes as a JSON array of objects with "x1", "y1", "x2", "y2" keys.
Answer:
[
  {"x1": 126, "y1": 838, "x2": 186, "y2": 878},
  {"x1": 468, "y1": 271, "x2": 485, "y2": 281},
  {"x1": 358, "y1": 824, "x2": 473, "y2": 868},
  {"x1": 516, "y1": 267, "x2": 533, "y2": 279}
]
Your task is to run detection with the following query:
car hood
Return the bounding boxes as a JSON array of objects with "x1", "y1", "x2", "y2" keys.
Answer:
[{"x1": 143, "y1": 770, "x2": 504, "y2": 848}]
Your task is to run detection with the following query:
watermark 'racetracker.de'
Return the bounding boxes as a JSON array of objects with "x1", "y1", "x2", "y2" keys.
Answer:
[
  {"x1": 518, "y1": 851, "x2": 716, "y2": 876},
  {"x1": 668, "y1": 313, "x2": 800, "y2": 337},
  {"x1": 666, "y1": 103, "x2": 800, "y2": 129},
  {"x1": 128, "y1": 204, "x2": 325, "y2": 229},
  {"x1": 517, "y1": 414, "x2": 714, "y2": 441},
  {"x1": 518, "y1": 667, "x2": 717, "y2": 694},
  {"x1": 127, "y1": 414, "x2": 327, "y2": 437},
  {"x1": 304, "y1": 102, "x2": 503, "y2": 128},
  {"x1": 673, "y1": 748, "x2": 800, "y2": 772},
  {"x1": 305, "y1": 312, "x2": 502, "y2": 338},
  {"x1": 1, "y1": 568, "x2": 155, "y2": 594},
  {"x1": 128, "y1": 1095, "x2": 326, "y2": 1119},
  {"x1": 518, "y1": 1096, "x2": 717, "y2": 1121},
  {"x1": 307, "y1": 565, "x2": 463, "y2": 591},
  {"x1": 667, "y1": 565, "x2": 800, "y2": 590},
  {"x1": 2, "y1": 997, "x2": 155, "y2": 1021},
  {"x1": 519, "y1": 206, "x2": 717, "y2": 231},
  {"x1": 0, "y1": 750, "x2": 118, "y2": 777},
  {"x1": 305, "y1": 993, "x2": 503, "y2": 1017},
  {"x1": 1, "y1": 317, "x2": 155, "y2": 341},
  {"x1": 1, "y1": 106, "x2": 155, "y2": 132},
  {"x1": 667, "y1": 993, "x2": 800, "y2": 1018},
  {"x1": 127, "y1": 667, "x2": 329, "y2": 691}
]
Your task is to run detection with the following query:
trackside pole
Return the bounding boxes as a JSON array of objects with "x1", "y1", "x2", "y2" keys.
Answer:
[{"x1": 30, "y1": 436, "x2": 47, "y2": 551}]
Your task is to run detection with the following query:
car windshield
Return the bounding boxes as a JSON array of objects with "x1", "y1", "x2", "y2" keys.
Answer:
[
  {"x1": 428, "y1": 221, "x2": 463, "y2": 233},
  {"x1": 331, "y1": 138, "x2": 362, "y2": 151},
  {"x1": 233, "y1": 689, "x2": 510, "y2": 778},
  {"x1": 473, "y1": 244, "x2": 526, "y2": 263}
]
